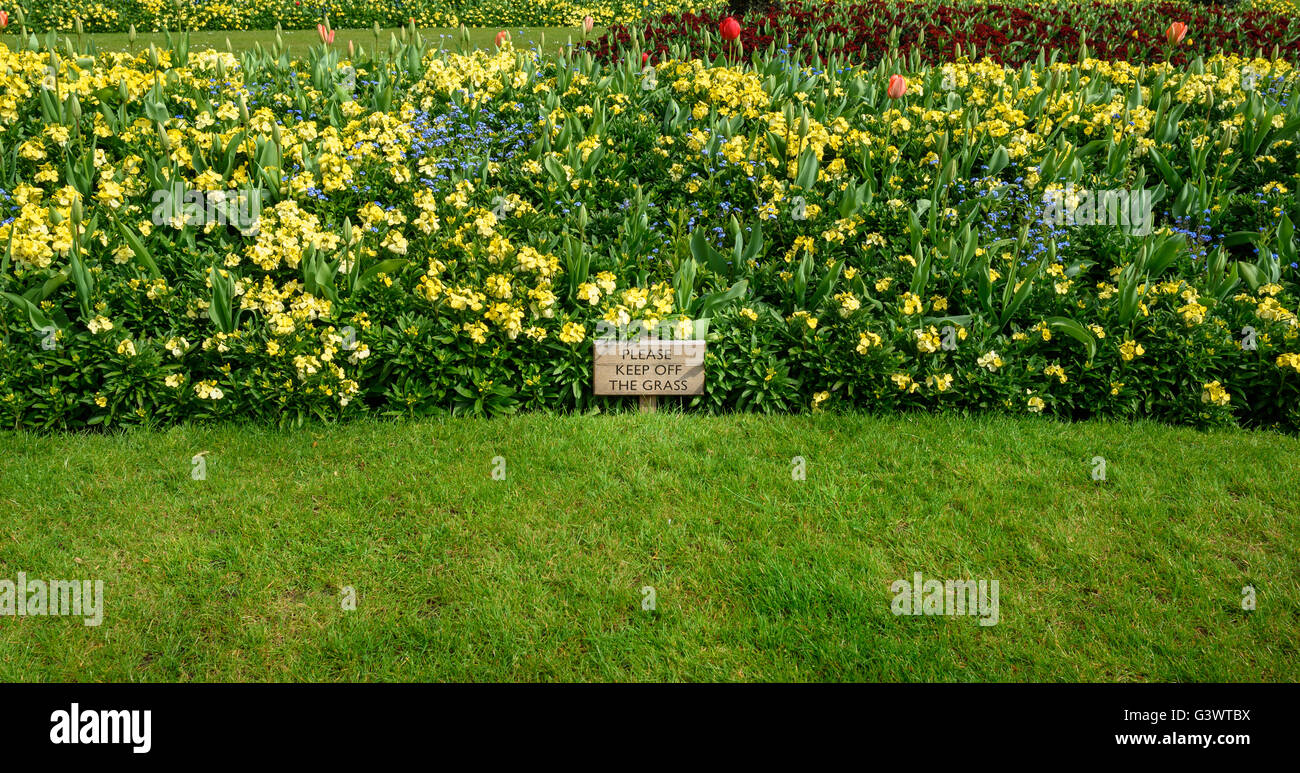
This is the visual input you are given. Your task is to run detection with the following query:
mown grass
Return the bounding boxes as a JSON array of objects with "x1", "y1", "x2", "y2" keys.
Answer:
[
  {"x1": 2, "y1": 27, "x2": 587, "y2": 54},
  {"x1": 0, "y1": 413, "x2": 1296, "y2": 682}
]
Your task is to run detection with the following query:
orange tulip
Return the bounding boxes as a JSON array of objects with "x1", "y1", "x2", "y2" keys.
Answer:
[
  {"x1": 887, "y1": 74, "x2": 907, "y2": 99},
  {"x1": 1166, "y1": 22, "x2": 1188, "y2": 45},
  {"x1": 0, "y1": 11, "x2": 9, "y2": 28},
  {"x1": 495, "y1": 30, "x2": 510, "y2": 48},
  {"x1": 317, "y1": 24, "x2": 334, "y2": 44}
]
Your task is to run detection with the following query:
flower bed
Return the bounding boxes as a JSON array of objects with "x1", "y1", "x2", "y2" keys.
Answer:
[
  {"x1": 591, "y1": 0, "x2": 1300, "y2": 66},
  {"x1": 1, "y1": 30, "x2": 1299, "y2": 429}
]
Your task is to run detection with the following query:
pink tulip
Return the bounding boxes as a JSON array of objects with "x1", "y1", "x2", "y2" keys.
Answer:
[
  {"x1": 582, "y1": 15, "x2": 594, "y2": 34},
  {"x1": 317, "y1": 24, "x2": 334, "y2": 44},
  {"x1": 1165, "y1": 21, "x2": 1188, "y2": 45},
  {"x1": 495, "y1": 30, "x2": 510, "y2": 48},
  {"x1": 719, "y1": 16, "x2": 741, "y2": 42},
  {"x1": 887, "y1": 74, "x2": 907, "y2": 99}
]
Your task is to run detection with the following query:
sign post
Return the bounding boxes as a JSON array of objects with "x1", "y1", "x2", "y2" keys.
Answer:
[{"x1": 593, "y1": 338, "x2": 706, "y2": 412}]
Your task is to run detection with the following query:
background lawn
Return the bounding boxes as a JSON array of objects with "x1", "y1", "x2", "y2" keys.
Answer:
[
  {"x1": 2, "y1": 27, "x2": 584, "y2": 54},
  {"x1": 0, "y1": 413, "x2": 1296, "y2": 682}
]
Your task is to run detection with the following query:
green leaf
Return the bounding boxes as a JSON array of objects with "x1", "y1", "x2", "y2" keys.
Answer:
[
  {"x1": 1046, "y1": 316, "x2": 1098, "y2": 362},
  {"x1": 0, "y1": 291, "x2": 54, "y2": 331}
]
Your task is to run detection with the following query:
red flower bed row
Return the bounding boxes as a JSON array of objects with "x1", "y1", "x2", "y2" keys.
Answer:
[{"x1": 588, "y1": 0, "x2": 1300, "y2": 66}]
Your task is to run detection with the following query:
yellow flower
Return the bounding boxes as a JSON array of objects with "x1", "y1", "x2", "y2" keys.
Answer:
[
  {"x1": 1119, "y1": 339, "x2": 1145, "y2": 361},
  {"x1": 559, "y1": 322, "x2": 586, "y2": 344},
  {"x1": 926, "y1": 373, "x2": 954, "y2": 392},
  {"x1": 891, "y1": 373, "x2": 918, "y2": 393},
  {"x1": 856, "y1": 331, "x2": 882, "y2": 354},
  {"x1": 790, "y1": 311, "x2": 818, "y2": 330},
  {"x1": 1027, "y1": 396, "x2": 1046, "y2": 413},
  {"x1": 914, "y1": 326, "x2": 942, "y2": 354},
  {"x1": 835, "y1": 291, "x2": 861, "y2": 316},
  {"x1": 464, "y1": 322, "x2": 489, "y2": 345},
  {"x1": 977, "y1": 351, "x2": 1003, "y2": 372},
  {"x1": 194, "y1": 380, "x2": 224, "y2": 400},
  {"x1": 1201, "y1": 381, "x2": 1231, "y2": 407}
]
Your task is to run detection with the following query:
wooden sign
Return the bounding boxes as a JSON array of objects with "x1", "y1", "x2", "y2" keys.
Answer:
[{"x1": 593, "y1": 339, "x2": 706, "y2": 398}]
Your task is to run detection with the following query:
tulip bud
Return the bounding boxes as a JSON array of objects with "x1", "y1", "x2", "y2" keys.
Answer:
[
  {"x1": 129, "y1": 24, "x2": 137, "y2": 44},
  {"x1": 887, "y1": 74, "x2": 908, "y2": 99},
  {"x1": 67, "y1": 93, "x2": 81, "y2": 123},
  {"x1": 238, "y1": 93, "x2": 249, "y2": 124},
  {"x1": 71, "y1": 196, "x2": 83, "y2": 227}
]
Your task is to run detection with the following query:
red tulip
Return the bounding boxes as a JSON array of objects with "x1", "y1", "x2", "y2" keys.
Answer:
[
  {"x1": 887, "y1": 74, "x2": 907, "y2": 99},
  {"x1": 495, "y1": 30, "x2": 510, "y2": 48},
  {"x1": 720, "y1": 16, "x2": 741, "y2": 42},
  {"x1": 0, "y1": 11, "x2": 8, "y2": 28},
  {"x1": 642, "y1": 52, "x2": 650, "y2": 65},
  {"x1": 1165, "y1": 21, "x2": 1188, "y2": 45}
]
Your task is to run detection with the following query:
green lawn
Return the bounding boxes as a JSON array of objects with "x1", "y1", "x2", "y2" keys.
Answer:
[
  {"x1": 2, "y1": 27, "x2": 586, "y2": 54},
  {"x1": 0, "y1": 413, "x2": 1296, "y2": 682}
]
